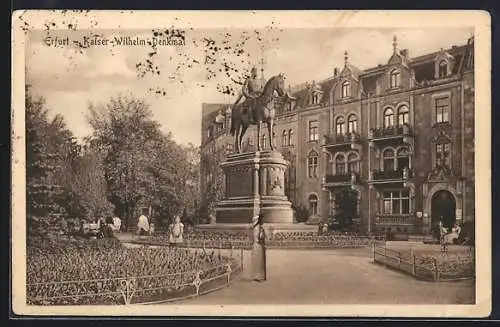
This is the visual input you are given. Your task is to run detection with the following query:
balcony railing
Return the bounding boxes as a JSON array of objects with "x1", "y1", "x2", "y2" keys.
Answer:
[
  {"x1": 370, "y1": 168, "x2": 412, "y2": 181},
  {"x1": 368, "y1": 124, "x2": 412, "y2": 140},
  {"x1": 323, "y1": 133, "x2": 361, "y2": 147},
  {"x1": 323, "y1": 173, "x2": 359, "y2": 185},
  {"x1": 376, "y1": 216, "x2": 415, "y2": 225}
]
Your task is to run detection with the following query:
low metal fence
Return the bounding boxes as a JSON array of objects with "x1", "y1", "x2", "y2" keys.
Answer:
[
  {"x1": 136, "y1": 235, "x2": 375, "y2": 250},
  {"x1": 27, "y1": 249, "x2": 244, "y2": 305},
  {"x1": 372, "y1": 244, "x2": 475, "y2": 281}
]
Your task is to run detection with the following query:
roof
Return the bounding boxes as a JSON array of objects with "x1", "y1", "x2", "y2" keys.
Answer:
[
  {"x1": 202, "y1": 103, "x2": 226, "y2": 117},
  {"x1": 202, "y1": 37, "x2": 474, "y2": 115}
]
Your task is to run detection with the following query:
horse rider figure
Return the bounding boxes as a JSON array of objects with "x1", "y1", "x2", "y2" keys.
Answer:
[{"x1": 233, "y1": 66, "x2": 262, "y2": 124}]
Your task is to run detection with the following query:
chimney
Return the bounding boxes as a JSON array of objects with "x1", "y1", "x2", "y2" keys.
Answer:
[{"x1": 334, "y1": 67, "x2": 339, "y2": 77}]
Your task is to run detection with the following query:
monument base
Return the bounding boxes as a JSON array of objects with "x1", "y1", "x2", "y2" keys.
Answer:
[{"x1": 215, "y1": 150, "x2": 294, "y2": 225}]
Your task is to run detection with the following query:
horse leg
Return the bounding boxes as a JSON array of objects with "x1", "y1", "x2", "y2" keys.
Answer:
[
  {"x1": 234, "y1": 125, "x2": 240, "y2": 153},
  {"x1": 267, "y1": 119, "x2": 275, "y2": 151},
  {"x1": 256, "y1": 121, "x2": 261, "y2": 152}
]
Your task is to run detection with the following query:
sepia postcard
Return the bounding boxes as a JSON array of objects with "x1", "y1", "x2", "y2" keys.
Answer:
[{"x1": 11, "y1": 10, "x2": 491, "y2": 317}]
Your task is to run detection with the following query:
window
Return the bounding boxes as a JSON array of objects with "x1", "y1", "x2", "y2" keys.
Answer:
[
  {"x1": 308, "y1": 151, "x2": 319, "y2": 178},
  {"x1": 335, "y1": 116, "x2": 345, "y2": 135},
  {"x1": 281, "y1": 130, "x2": 288, "y2": 146},
  {"x1": 261, "y1": 134, "x2": 267, "y2": 150},
  {"x1": 225, "y1": 143, "x2": 234, "y2": 155},
  {"x1": 308, "y1": 194, "x2": 319, "y2": 216},
  {"x1": 335, "y1": 154, "x2": 346, "y2": 174},
  {"x1": 390, "y1": 69, "x2": 401, "y2": 88},
  {"x1": 384, "y1": 108, "x2": 395, "y2": 128},
  {"x1": 341, "y1": 81, "x2": 351, "y2": 98},
  {"x1": 436, "y1": 143, "x2": 451, "y2": 167},
  {"x1": 383, "y1": 149, "x2": 395, "y2": 171},
  {"x1": 438, "y1": 60, "x2": 448, "y2": 79},
  {"x1": 396, "y1": 147, "x2": 410, "y2": 171},
  {"x1": 348, "y1": 153, "x2": 359, "y2": 173},
  {"x1": 309, "y1": 120, "x2": 319, "y2": 141},
  {"x1": 382, "y1": 190, "x2": 410, "y2": 214},
  {"x1": 347, "y1": 114, "x2": 358, "y2": 133},
  {"x1": 435, "y1": 97, "x2": 450, "y2": 123},
  {"x1": 288, "y1": 129, "x2": 294, "y2": 145},
  {"x1": 312, "y1": 92, "x2": 319, "y2": 105},
  {"x1": 397, "y1": 105, "x2": 409, "y2": 126}
]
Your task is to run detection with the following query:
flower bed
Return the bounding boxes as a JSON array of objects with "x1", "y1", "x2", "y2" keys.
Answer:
[
  {"x1": 141, "y1": 230, "x2": 371, "y2": 249},
  {"x1": 373, "y1": 245, "x2": 475, "y2": 281},
  {"x1": 27, "y1": 236, "x2": 241, "y2": 305},
  {"x1": 416, "y1": 253, "x2": 475, "y2": 280}
]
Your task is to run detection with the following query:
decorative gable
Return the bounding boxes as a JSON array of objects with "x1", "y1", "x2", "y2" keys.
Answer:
[
  {"x1": 387, "y1": 36, "x2": 410, "y2": 68},
  {"x1": 434, "y1": 48, "x2": 455, "y2": 79}
]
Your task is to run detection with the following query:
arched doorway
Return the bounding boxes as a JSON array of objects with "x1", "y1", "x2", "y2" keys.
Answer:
[
  {"x1": 308, "y1": 194, "x2": 319, "y2": 216},
  {"x1": 431, "y1": 190, "x2": 456, "y2": 230}
]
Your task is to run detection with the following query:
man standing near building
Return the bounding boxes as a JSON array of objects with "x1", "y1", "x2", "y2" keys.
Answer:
[{"x1": 233, "y1": 66, "x2": 262, "y2": 124}]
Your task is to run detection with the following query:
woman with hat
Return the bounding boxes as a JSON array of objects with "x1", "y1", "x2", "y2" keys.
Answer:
[{"x1": 251, "y1": 214, "x2": 267, "y2": 282}]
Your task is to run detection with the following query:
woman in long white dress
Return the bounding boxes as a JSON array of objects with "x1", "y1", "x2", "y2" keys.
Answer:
[
  {"x1": 251, "y1": 214, "x2": 267, "y2": 282},
  {"x1": 169, "y1": 215, "x2": 184, "y2": 244}
]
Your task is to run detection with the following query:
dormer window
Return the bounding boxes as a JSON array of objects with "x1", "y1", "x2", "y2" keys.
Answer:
[
  {"x1": 341, "y1": 81, "x2": 351, "y2": 98},
  {"x1": 390, "y1": 69, "x2": 401, "y2": 88},
  {"x1": 438, "y1": 60, "x2": 448, "y2": 79}
]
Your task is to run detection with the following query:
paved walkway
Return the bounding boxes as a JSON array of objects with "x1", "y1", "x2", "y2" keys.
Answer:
[
  {"x1": 181, "y1": 249, "x2": 474, "y2": 305},
  {"x1": 114, "y1": 233, "x2": 474, "y2": 304}
]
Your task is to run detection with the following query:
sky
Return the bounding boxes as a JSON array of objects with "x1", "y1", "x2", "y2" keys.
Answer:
[{"x1": 26, "y1": 26, "x2": 473, "y2": 147}]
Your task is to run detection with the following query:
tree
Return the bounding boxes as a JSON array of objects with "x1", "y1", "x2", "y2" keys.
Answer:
[
  {"x1": 199, "y1": 144, "x2": 226, "y2": 222},
  {"x1": 26, "y1": 87, "x2": 78, "y2": 235},
  {"x1": 66, "y1": 142, "x2": 114, "y2": 220},
  {"x1": 333, "y1": 189, "x2": 358, "y2": 229},
  {"x1": 282, "y1": 148, "x2": 297, "y2": 205},
  {"x1": 87, "y1": 95, "x2": 198, "y2": 229}
]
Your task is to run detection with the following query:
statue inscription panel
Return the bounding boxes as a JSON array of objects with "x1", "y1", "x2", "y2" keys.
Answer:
[{"x1": 227, "y1": 170, "x2": 252, "y2": 197}]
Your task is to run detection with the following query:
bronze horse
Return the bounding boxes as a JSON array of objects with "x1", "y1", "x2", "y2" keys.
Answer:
[{"x1": 230, "y1": 74, "x2": 290, "y2": 153}]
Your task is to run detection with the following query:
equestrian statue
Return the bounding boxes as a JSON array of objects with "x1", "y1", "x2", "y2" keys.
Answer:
[{"x1": 230, "y1": 67, "x2": 295, "y2": 154}]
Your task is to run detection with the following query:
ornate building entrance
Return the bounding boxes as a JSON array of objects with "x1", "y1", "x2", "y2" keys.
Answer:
[{"x1": 431, "y1": 190, "x2": 456, "y2": 228}]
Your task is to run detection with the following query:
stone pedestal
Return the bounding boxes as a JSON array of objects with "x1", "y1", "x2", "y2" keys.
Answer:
[{"x1": 215, "y1": 151, "x2": 294, "y2": 225}]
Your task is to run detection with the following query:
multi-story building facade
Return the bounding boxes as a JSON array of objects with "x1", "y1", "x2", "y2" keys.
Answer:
[{"x1": 200, "y1": 36, "x2": 475, "y2": 236}]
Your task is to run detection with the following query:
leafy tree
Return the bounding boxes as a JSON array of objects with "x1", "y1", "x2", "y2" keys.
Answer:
[
  {"x1": 67, "y1": 142, "x2": 114, "y2": 221},
  {"x1": 26, "y1": 87, "x2": 78, "y2": 235},
  {"x1": 199, "y1": 144, "x2": 226, "y2": 223},
  {"x1": 281, "y1": 148, "x2": 297, "y2": 205},
  {"x1": 86, "y1": 95, "x2": 198, "y2": 230},
  {"x1": 333, "y1": 189, "x2": 358, "y2": 229},
  {"x1": 292, "y1": 204, "x2": 309, "y2": 223}
]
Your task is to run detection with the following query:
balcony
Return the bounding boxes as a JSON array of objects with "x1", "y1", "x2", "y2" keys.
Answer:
[
  {"x1": 322, "y1": 172, "x2": 359, "y2": 187},
  {"x1": 322, "y1": 132, "x2": 362, "y2": 151},
  {"x1": 369, "y1": 168, "x2": 413, "y2": 184},
  {"x1": 368, "y1": 124, "x2": 414, "y2": 147},
  {"x1": 376, "y1": 215, "x2": 415, "y2": 225}
]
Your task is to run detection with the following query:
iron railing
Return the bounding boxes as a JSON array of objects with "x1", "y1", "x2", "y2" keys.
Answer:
[
  {"x1": 27, "y1": 250, "x2": 244, "y2": 305},
  {"x1": 372, "y1": 244, "x2": 475, "y2": 281}
]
